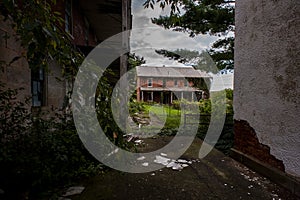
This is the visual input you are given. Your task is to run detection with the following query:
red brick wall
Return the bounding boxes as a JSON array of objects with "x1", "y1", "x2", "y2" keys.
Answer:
[
  {"x1": 234, "y1": 120, "x2": 285, "y2": 171},
  {"x1": 72, "y1": 0, "x2": 97, "y2": 46},
  {"x1": 52, "y1": 0, "x2": 97, "y2": 47},
  {"x1": 139, "y1": 77, "x2": 193, "y2": 88}
]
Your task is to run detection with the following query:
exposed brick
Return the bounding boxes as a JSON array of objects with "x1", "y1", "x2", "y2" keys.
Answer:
[{"x1": 234, "y1": 120, "x2": 285, "y2": 171}]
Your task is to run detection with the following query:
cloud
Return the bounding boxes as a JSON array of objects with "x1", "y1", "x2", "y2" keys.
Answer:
[{"x1": 130, "y1": 0, "x2": 219, "y2": 66}]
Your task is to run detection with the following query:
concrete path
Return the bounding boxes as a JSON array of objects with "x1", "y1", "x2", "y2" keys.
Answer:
[{"x1": 71, "y1": 136, "x2": 298, "y2": 200}]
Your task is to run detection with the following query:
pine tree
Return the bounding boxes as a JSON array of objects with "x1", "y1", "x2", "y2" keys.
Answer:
[{"x1": 144, "y1": 0, "x2": 235, "y2": 70}]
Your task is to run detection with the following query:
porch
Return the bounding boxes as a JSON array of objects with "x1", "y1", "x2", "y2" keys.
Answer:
[{"x1": 139, "y1": 87, "x2": 203, "y2": 104}]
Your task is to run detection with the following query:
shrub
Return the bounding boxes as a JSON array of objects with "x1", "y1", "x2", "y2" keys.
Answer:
[{"x1": 0, "y1": 83, "x2": 101, "y2": 198}]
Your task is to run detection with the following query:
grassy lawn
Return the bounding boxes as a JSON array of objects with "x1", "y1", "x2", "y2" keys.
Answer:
[
  {"x1": 144, "y1": 104, "x2": 181, "y2": 129},
  {"x1": 141, "y1": 103, "x2": 233, "y2": 154},
  {"x1": 144, "y1": 104, "x2": 180, "y2": 116}
]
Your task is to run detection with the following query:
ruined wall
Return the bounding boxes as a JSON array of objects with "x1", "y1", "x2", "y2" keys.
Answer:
[
  {"x1": 0, "y1": 17, "x2": 66, "y2": 110},
  {"x1": 234, "y1": 0, "x2": 300, "y2": 177},
  {"x1": 47, "y1": 61, "x2": 67, "y2": 110},
  {"x1": 0, "y1": 16, "x2": 31, "y2": 102}
]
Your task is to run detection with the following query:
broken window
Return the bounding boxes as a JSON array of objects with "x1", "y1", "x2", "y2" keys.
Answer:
[
  {"x1": 31, "y1": 68, "x2": 45, "y2": 107},
  {"x1": 65, "y1": 0, "x2": 73, "y2": 34}
]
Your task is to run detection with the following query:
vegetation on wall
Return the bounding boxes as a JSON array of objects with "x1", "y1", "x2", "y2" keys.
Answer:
[
  {"x1": 0, "y1": 0, "x2": 83, "y2": 77},
  {"x1": 0, "y1": 0, "x2": 97, "y2": 198}
]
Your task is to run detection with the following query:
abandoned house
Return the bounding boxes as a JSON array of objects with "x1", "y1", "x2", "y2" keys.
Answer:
[
  {"x1": 0, "y1": 0, "x2": 131, "y2": 110},
  {"x1": 136, "y1": 65, "x2": 211, "y2": 104}
]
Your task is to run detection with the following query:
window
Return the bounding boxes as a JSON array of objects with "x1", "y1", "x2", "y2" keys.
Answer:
[
  {"x1": 184, "y1": 80, "x2": 188, "y2": 87},
  {"x1": 162, "y1": 79, "x2": 166, "y2": 87},
  {"x1": 147, "y1": 78, "x2": 153, "y2": 87},
  {"x1": 65, "y1": 0, "x2": 73, "y2": 34},
  {"x1": 32, "y1": 68, "x2": 45, "y2": 107},
  {"x1": 174, "y1": 80, "x2": 178, "y2": 87}
]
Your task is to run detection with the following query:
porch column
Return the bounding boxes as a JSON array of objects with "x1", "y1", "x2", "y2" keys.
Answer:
[
  {"x1": 170, "y1": 92, "x2": 173, "y2": 104},
  {"x1": 141, "y1": 91, "x2": 144, "y2": 101},
  {"x1": 191, "y1": 92, "x2": 194, "y2": 101},
  {"x1": 181, "y1": 92, "x2": 183, "y2": 100}
]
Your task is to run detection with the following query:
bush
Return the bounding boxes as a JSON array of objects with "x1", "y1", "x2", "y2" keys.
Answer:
[
  {"x1": 129, "y1": 100, "x2": 146, "y2": 115},
  {"x1": 0, "y1": 83, "x2": 101, "y2": 198}
]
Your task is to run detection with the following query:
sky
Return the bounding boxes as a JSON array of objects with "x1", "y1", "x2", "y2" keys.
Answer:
[
  {"x1": 130, "y1": 0, "x2": 219, "y2": 66},
  {"x1": 130, "y1": 0, "x2": 234, "y2": 90}
]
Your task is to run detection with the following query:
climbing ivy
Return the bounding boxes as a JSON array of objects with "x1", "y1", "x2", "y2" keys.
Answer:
[{"x1": 0, "y1": 0, "x2": 83, "y2": 78}]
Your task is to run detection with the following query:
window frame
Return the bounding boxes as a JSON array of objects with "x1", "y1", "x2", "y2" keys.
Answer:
[
  {"x1": 147, "y1": 78, "x2": 153, "y2": 87},
  {"x1": 65, "y1": 0, "x2": 73, "y2": 35},
  {"x1": 174, "y1": 79, "x2": 178, "y2": 87},
  {"x1": 31, "y1": 68, "x2": 46, "y2": 107}
]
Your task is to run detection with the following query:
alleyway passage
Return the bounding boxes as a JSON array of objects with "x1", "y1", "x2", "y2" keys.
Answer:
[{"x1": 67, "y1": 137, "x2": 298, "y2": 200}]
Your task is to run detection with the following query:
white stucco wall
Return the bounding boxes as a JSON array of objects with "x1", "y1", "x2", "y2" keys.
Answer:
[{"x1": 234, "y1": 0, "x2": 300, "y2": 177}]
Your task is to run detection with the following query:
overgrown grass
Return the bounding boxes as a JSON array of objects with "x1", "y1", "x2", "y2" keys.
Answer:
[{"x1": 140, "y1": 101, "x2": 234, "y2": 155}]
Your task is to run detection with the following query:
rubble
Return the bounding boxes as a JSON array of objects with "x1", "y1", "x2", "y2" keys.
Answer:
[{"x1": 62, "y1": 186, "x2": 85, "y2": 197}]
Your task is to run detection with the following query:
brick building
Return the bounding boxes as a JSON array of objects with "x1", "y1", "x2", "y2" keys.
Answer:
[
  {"x1": 136, "y1": 65, "x2": 211, "y2": 104},
  {"x1": 0, "y1": 0, "x2": 131, "y2": 110}
]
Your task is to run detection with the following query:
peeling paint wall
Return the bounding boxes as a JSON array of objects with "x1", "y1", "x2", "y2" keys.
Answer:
[
  {"x1": 234, "y1": 0, "x2": 300, "y2": 177},
  {"x1": 0, "y1": 17, "x2": 67, "y2": 110},
  {"x1": 0, "y1": 17, "x2": 31, "y2": 102}
]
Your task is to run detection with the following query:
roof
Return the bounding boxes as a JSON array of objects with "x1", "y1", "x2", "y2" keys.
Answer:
[{"x1": 136, "y1": 66, "x2": 211, "y2": 78}]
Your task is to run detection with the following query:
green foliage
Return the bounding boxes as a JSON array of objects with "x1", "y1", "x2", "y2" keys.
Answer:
[
  {"x1": 225, "y1": 88, "x2": 233, "y2": 100},
  {"x1": 209, "y1": 37, "x2": 234, "y2": 69},
  {"x1": 95, "y1": 68, "x2": 133, "y2": 148},
  {"x1": 128, "y1": 53, "x2": 146, "y2": 100},
  {"x1": 0, "y1": 0, "x2": 83, "y2": 77},
  {"x1": 198, "y1": 99, "x2": 212, "y2": 113},
  {"x1": 0, "y1": 83, "x2": 100, "y2": 198},
  {"x1": 155, "y1": 48, "x2": 223, "y2": 73},
  {"x1": 155, "y1": 49, "x2": 200, "y2": 64},
  {"x1": 198, "y1": 89, "x2": 233, "y2": 114},
  {"x1": 128, "y1": 53, "x2": 146, "y2": 71},
  {"x1": 0, "y1": 1, "x2": 105, "y2": 197},
  {"x1": 144, "y1": 0, "x2": 235, "y2": 70},
  {"x1": 129, "y1": 100, "x2": 146, "y2": 115}
]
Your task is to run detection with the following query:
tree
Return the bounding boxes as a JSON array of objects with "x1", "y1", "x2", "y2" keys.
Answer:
[
  {"x1": 0, "y1": 0, "x2": 83, "y2": 78},
  {"x1": 143, "y1": 0, "x2": 235, "y2": 70},
  {"x1": 128, "y1": 53, "x2": 146, "y2": 70},
  {"x1": 155, "y1": 48, "x2": 219, "y2": 73}
]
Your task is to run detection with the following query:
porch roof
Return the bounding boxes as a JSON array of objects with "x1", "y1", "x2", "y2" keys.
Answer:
[{"x1": 140, "y1": 87, "x2": 201, "y2": 92}]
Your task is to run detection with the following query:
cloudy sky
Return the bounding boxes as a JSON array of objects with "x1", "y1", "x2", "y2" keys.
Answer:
[
  {"x1": 130, "y1": 0, "x2": 234, "y2": 90},
  {"x1": 130, "y1": 0, "x2": 219, "y2": 66}
]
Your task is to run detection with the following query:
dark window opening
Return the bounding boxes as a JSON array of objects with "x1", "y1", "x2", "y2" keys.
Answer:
[
  {"x1": 163, "y1": 79, "x2": 166, "y2": 87},
  {"x1": 148, "y1": 78, "x2": 153, "y2": 87},
  {"x1": 184, "y1": 80, "x2": 188, "y2": 87},
  {"x1": 65, "y1": 0, "x2": 73, "y2": 34},
  {"x1": 32, "y1": 68, "x2": 45, "y2": 107},
  {"x1": 148, "y1": 92, "x2": 153, "y2": 101}
]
